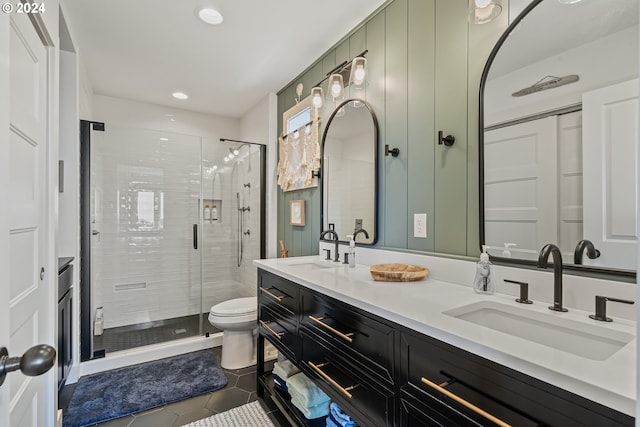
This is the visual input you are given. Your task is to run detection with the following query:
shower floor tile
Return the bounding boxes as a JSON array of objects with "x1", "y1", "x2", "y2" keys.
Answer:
[{"x1": 95, "y1": 313, "x2": 221, "y2": 354}]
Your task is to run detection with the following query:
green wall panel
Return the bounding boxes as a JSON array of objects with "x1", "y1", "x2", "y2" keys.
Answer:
[
  {"x1": 433, "y1": 0, "x2": 469, "y2": 256},
  {"x1": 384, "y1": 0, "x2": 409, "y2": 248},
  {"x1": 407, "y1": 0, "x2": 435, "y2": 252}
]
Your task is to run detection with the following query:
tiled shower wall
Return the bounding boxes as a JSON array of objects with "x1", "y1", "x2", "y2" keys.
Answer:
[
  {"x1": 200, "y1": 140, "x2": 262, "y2": 314},
  {"x1": 92, "y1": 127, "x2": 262, "y2": 330}
]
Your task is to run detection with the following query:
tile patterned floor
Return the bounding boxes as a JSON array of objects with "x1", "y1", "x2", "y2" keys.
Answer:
[{"x1": 63, "y1": 348, "x2": 289, "y2": 427}]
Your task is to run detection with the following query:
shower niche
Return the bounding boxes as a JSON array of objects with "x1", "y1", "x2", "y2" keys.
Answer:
[{"x1": 203, "y1": 199, "x2": 222, "y2": 223}]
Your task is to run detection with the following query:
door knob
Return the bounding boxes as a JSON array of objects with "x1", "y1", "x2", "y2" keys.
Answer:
[{"x1": 0, "y1": 344, "x2": 56, "y2": 386}]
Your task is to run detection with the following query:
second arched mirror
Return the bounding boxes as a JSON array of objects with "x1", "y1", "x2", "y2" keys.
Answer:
[
  {"x1": 480, "y1": 0, "x2": 638, "y2": 278},
  {"x1": 321, "y1": 99, "x2": 378, "y2": 245}
]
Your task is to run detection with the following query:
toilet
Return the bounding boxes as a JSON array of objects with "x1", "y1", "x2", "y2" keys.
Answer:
[{"x1": 208, "y1": 296, "x2": 258, "y2": 369}]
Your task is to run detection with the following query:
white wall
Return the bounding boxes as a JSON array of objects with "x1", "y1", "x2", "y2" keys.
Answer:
[{"x1": 485, "y1": 26, "x2": 639, "y2": 125}]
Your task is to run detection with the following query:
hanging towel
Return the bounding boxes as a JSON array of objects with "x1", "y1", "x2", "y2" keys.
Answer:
[
  {"x1": 287, "y1": 372, "x2": 331, "y2": 408},
  {"x1": 272, "y1": 360, "x2": 300, "y2": 381},
  {"x1": 291, "y1": 395, "x2": 330, "y2": 420},
  {"x1": 329, "y1": 403, "x2": 357, "y2": 427}
]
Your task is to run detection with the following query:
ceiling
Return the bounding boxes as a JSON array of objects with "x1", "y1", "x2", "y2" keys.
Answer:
[{"x1": 62, "y1": 0, "x2": 387, "y2": 119}]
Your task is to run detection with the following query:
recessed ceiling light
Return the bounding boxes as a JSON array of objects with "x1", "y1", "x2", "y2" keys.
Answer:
[
  {"x1": 172, "y1": 91, "x2": 189, "y2": 100},
  {"x1": 557, "y1": 0, "x2": 584, "y2": 3},
  {"x1": 198, "y1": 8, "x2": 223, "y2": 25},
  {"x1": 159, "y1": 137, "x2": 169, "y2": 141}
]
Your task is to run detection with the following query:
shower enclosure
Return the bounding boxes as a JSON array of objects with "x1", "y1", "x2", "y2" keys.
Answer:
[{"x1": 80, "y1": 121, "x2": 265, "y2": 360}]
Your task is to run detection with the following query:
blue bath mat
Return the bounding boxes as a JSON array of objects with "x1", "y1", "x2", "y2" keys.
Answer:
[{"x1": 63, "y1": 349, "x2": 227, "y2": 427}]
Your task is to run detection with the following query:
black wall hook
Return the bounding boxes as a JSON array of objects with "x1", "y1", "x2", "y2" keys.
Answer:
[
  {"x1": 438, "y1": 131, "x2": 455, "y2": 147},
  {"x1": 385, "y1": 144, "x2": 400, "y2": 157}
]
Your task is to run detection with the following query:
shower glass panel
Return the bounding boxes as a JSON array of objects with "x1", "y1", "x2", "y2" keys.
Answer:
[
  {"x1": 89, "y1": 125, "x2": 209, "y2": 354},
  {"x1": 201, "y1": 140, "x2": 264, "y2": 317}
]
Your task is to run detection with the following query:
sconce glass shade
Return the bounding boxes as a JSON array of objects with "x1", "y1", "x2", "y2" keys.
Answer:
[
  {"x1": 311, "y1": 87, "x2": 324, "y2": 108},
  {"x1": 469, "y1": 0, "x2": 502, "y2": 24},
  {"x1": 328, "y1": 74, "x2": 344, "y2": 101},
  {"x1": 349, "y1": 57, "x2": 367, "y2": 88}
]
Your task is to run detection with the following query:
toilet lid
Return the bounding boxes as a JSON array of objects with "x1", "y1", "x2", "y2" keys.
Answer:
[{"x1": 211, "y1": 296, "x2": 257, "y2": 316}]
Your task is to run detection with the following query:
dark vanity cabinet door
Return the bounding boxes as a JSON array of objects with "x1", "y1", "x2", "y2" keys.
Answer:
[
  {"x1": 258, "y1": 270, "x2": 300, "y2": 361},
  {"x1": 300, "y1": 289, "x2": 395, "y2": 385},
  {"x1": 399, "y1": 329, "x2": 633, "y2": 427},
  {"x1": 300, "y1": 329, "x2": 395, "y2": 427}
]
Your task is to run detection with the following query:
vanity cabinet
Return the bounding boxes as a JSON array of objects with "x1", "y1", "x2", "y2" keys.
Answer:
[{"x1": 256, "y1": 269, "x2": 634, "y2": 427}]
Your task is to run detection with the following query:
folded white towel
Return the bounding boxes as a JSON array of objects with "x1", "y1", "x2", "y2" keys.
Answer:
[{"x1": 272, "y1": 360, "x2": 300, "y2": 380}]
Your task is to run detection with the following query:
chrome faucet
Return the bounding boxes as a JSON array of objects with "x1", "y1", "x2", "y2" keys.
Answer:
[
  {"x1": 573, "y1": 239, "x2": 600, "y2": 265},
  {"x1": 538, "y1": 243, "x2": 567, "y2": 312},
  {"x1": 353, "y1": 228, "x2": 369, "y2": 242},
  {"x1": 320, "y1": 230, "x2": 340, "y2": 263}
]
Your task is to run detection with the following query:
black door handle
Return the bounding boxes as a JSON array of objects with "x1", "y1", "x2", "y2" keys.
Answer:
[{"x1": 193, "y1": 224, "x2": 198, "y2": 249}]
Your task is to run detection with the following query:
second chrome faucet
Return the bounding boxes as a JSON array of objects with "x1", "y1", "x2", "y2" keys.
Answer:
[{"x1": 538, "y1": 243, "x2": 567, "y2": 312}]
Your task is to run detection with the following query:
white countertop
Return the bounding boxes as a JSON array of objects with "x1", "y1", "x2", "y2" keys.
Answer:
[{"x1": 254, "y1": 256, "x2": 637, "y2": 417}]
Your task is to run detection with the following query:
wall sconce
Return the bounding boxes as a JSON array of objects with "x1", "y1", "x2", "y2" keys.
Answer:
[
  {"x1": 469, "y1": 0, "x2": 502, "y2": 24},
  {"x1": 328, "y1": 74, "x2": 344, "y2": 102},
  {"x1": 311, "y1": 87, "x2": 324, "y2": 109},
  {"x1": 349, "y1": 57, "x2": 367, "y2": 89}
]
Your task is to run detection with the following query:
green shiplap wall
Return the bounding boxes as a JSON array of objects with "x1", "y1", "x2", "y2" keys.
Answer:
[{"x1": 277, "y1": 0, "x2": 507, "y2": 259}]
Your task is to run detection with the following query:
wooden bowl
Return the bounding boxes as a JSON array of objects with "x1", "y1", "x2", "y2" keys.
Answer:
[{"x1": 369, "y1": 263, "x2": 429, "y2": 282}]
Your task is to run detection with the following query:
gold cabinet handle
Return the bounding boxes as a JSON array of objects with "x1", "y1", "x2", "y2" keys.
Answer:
[
  {"x1": 259, "y1": 320, "x2": 284, "y2": 340},
  {"x1": 308, "y1": 361, "x2": 358, "y2": 399},
  {"x1": 260, "y1": 286, "x2": 284, "y2": 302},
  {"x1": 421, "y1": 377, "x2": 511, "y2": 427},
  {"x1": 308, "y1": 315, "x2": 354, "y2": 343}
]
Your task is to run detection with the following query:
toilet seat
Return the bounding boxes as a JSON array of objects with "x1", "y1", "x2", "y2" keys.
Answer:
[{"x1": 210, "y1": 296, "x2": 257, "y2": 317}]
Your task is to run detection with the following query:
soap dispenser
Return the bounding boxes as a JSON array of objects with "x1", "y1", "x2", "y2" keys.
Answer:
[
  {"x1": 347, "y1": 235, "x2": 356, "y2": 268},
  {"x1": 473, "y1": 245, "x2": 494, "y2": 294}
]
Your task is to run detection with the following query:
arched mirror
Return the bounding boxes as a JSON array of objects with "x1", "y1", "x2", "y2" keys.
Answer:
[
  {"x1": 321, "y1": 99, "x2": 378, "y2": 244},
  {"x1": 480, "y1": 0, "x2": 638, "y2": 279}
]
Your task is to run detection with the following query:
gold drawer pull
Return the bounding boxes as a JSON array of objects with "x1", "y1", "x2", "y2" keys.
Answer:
[
  {"x1": 420, "y1": 377, "x2": 511, "y2": 427},
  {"x1": 260, "y1": 287, "x2": 284, "y2": 302},
  {"x1": 308, "y1": 315, "x2": 354, "y2": 343},
  {"x1": 259, "y1": 320, "x2": 284, "y2": 340},
  {"x1": 308, "y1": 361, "x2": 358, "y2": 399}
]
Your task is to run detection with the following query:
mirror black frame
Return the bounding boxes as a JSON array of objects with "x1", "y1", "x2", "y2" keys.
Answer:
[
  {"x1": 320, "y1": 98, "x2": 379, "y2": 245},
  {"x1": 478, "y1": 0, "x2": 635, "y2": 281}
]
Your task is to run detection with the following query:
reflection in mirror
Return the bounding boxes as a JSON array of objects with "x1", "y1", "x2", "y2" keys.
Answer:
[
  {"x1": 321, "y1": 99, "x2": 378, "y2": 245},
  {"x1": 480, "y1": 0, "x2": 638, "y2": 274}
]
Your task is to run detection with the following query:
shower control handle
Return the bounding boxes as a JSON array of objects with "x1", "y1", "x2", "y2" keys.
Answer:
[{"x1": 193, "y1": 224, "x2": 198, "y2": 250}]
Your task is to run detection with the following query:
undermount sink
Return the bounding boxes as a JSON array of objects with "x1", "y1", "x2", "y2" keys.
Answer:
[
  {"x1": 443, "y1": 301, "x2": 634, "y2": 361},
  {"x1": 283, "y1": 259, "x2": 341, "y2": 270}
]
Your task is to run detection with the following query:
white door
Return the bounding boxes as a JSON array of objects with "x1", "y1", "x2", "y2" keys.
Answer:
[
  {"x1": 484, "y1": 116, "x2": 558, "y2": 260},
  {"x1": 582, "y1": 79, "x2": 638, "y2": 270},
  {"x1": 0, "y1": 12, "x2": 55, "y2": 427}
]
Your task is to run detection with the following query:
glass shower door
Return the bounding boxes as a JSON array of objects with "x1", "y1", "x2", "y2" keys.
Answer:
[{"x1": 89, "y1": 125, "x2": 203, "y2": 354}]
